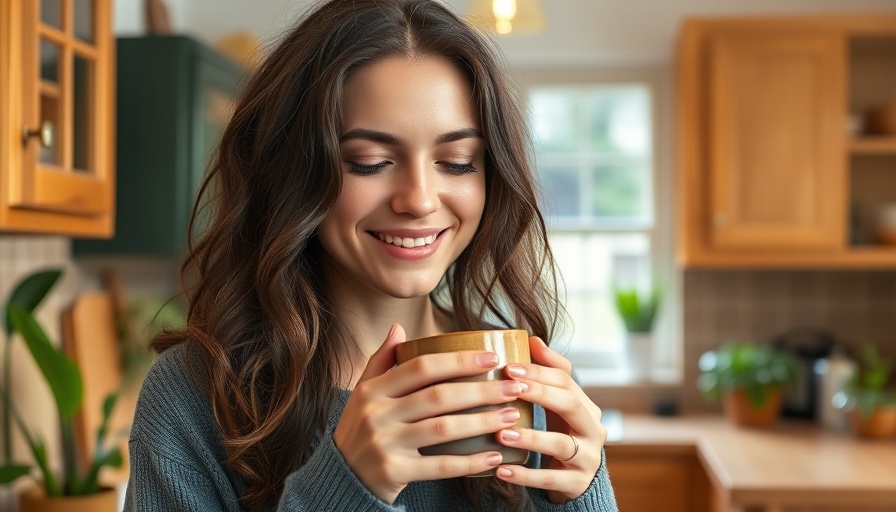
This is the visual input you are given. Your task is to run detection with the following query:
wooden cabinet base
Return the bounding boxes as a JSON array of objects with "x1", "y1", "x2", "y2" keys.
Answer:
[
  {"x1": 19, "y1": 487, "x2": 118, "y2": 512},
  {"x1": 605, "y1": 444, "x2": 710, "y2": 512}
]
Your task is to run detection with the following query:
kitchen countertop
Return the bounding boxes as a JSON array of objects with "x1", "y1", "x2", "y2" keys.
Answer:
[{"x1": 607, "y1": 415, "x2": 896, "y2": 511}]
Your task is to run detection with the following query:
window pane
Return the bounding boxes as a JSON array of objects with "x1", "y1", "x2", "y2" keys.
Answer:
[
  {"x1": 588, "y1": 86, "x2": 651, "y2": 156},
  {"x1": 591, "y1": 163, "x2": 648, "y2": 219},
  {"x1": 40, "y1": 39, "x2": 60, "y2": 82},
  {"x1": 550, "y1": 232, "x2": 651, "y2": 354},
  {"x1": 41, "y1": 0, "x2": 62, "y2": 29},
  {"x1": 538, "y1": 166, "x2": 580, "y2": 218},
  {"x1": 73, "y1": 54, "x2": 94, "y2": 173},
  {"x1": 532, "y1": 84, "x2": 653, "y2": 225},
  {"x1": 75, "y1": 0, "x2": 95, "y2": 43},
  {"x1": 530, "y1": 88, "x2": 581, "y2": 155}
]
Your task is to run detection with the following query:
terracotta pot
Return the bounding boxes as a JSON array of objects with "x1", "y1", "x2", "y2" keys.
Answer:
[
  {"x1": 19, "y1": 486, "x2": 118, "y2": 512},
  {"x1": 723, "y1": 388, "x2": 782, "y2": 428},
  {"x1": 850, "y1": 407, "x2": 896, "y2": 439}
]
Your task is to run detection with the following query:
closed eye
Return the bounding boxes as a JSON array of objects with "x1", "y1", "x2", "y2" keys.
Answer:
[
  {"x1": 440, "y1": 162, "x2": 477, "y2": 175},
  {"x1": 347, "y1": 161, "x2": 391, "y2": 175}
]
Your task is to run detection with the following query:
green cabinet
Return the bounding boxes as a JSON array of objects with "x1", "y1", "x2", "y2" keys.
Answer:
[{"x1": 73, "y1": 36, "x2": 244, "y2": 255}]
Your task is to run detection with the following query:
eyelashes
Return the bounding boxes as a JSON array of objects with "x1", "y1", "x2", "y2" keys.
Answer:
[
  {"x1": 346, "y1": 161, "x2": 478, "y2": 176},
  {"x1": 347, "y1": 161, "x2": 390, "y2": 175}
]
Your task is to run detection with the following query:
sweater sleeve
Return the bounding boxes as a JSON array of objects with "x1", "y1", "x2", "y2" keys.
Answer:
[
  {"x1": 123, "y1": 438, "x2": 240, "y2": 512},
  {"x1": 277, "y1": 431, "x2": 405, "y2": 512}
]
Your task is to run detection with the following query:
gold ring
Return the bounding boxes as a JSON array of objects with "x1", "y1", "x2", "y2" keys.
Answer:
[{"x1": 557, "y1": 434, "x2": 579, "y2": 462}]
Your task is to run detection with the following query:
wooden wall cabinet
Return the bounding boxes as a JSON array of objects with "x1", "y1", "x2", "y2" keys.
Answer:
[
  {"x1": 0, "y1": 0, "x2": 115, "y2": 236},
  {"x1": 605, "y1": 444, "x2": 710, "y2": 512},
  {"x1": 677, "y1": 16, "x2": 896, "y2": 268},
  {"x1": 73, "y1": 36, "x2": 244, "y2": 255}
]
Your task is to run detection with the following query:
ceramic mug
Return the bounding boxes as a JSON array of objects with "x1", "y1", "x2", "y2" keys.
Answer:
[{"x1": 395, "y1": 329, "x2": 532, "y2": 476}]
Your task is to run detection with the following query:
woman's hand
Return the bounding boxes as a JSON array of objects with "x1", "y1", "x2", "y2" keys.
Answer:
[
  {"x1": 494, "y1": 336, "x2": 607, "y2": 503},
  {"x1": 333, "y1": 323, "x2": 528, "y2": 504}
]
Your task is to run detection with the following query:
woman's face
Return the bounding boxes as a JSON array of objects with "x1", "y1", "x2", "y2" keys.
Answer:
[{"x1": 317, "y1": 55, "x2": 487, "y2": 299}]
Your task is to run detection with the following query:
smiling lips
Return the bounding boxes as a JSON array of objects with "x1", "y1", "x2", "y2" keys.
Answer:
[{"x1": 374, "y1": 231, "x2": 438, "y2": 248}]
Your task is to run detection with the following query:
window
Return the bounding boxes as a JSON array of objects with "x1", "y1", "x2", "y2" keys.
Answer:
[{"x1": 521, "y1": 70, "x2": 675, "y2": 376}]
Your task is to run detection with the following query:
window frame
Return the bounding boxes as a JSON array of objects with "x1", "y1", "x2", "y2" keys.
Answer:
[{"x1": 512, "y1": 67, "x2": 680, "y2": 383}]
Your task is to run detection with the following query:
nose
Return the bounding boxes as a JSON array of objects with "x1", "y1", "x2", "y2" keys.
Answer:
[{"x1": 390, "y1": 162, "x2": 441, "y2": 217}]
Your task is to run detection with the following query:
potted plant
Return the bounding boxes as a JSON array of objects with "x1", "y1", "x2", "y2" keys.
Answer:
[
  {"x1": 613, "y1": 285, "x2": 661, "y2": 381},
  {"x1": 840, "y1": 343, "x2": 896, "y2": 439},
  {"x1": 0, "y1": 269, "x2": 122, "y2": 511},
  {"x1": 698, "y1": 342, "x2": 796, "y2": 427}
]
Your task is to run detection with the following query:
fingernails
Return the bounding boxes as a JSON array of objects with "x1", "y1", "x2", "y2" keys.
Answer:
[
  {"x1": 387, "y1": 323, "x2": 397, "y2": 339},
  {"x1": 486, "y1": 454, "x2": 503, "y2": 466},
  {"x1": 497, "y1": 467, "x2": 513, "y2": 478},
  {"x1": 501, "y1": 429, "x2": 521, "y2": 441},
  {"x1": 476, "y1": 352, "x2": 499, "y2": 367},
  {"x1": 500, "y1": 380, "x2": 525, "y2": 396},
  {"x1": 500, "y1": 408, "x2": 520, "y2": 423},
  {"x1": 507, "y1": 365, "x2": 526, "y2": 377}
]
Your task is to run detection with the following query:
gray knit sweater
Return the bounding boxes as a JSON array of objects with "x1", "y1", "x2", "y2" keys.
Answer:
[{"x1": 123, "y1": 344, "x2": 618, "y2": 511}]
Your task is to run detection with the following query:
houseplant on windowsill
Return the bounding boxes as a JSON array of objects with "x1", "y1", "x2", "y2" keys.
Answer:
[
  {"x1": 0, "y1": 269, "x2": 122, "y2": 512},
  {"x1": 838, "y1": 343, "x2": 896, "y2": 439},
  {"x1": 697, "y1": 342, "x2": 796, "y2": 428},
  {"x1": 613, "y1": 286, "x2": 661, "y2": 382}
]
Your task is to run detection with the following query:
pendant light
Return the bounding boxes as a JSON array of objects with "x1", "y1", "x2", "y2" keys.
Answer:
[{"x1": 464, "y1": 0, "x2": 546, "y2": 35}]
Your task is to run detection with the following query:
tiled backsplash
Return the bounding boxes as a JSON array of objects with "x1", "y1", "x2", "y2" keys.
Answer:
[{"x1": 680, "y1": 269, "x2": 896, "y2": 412}]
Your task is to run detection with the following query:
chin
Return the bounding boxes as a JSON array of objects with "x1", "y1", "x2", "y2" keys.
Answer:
[{"x1": 379, "y1": 278, "x2": 442, "y2": 299}]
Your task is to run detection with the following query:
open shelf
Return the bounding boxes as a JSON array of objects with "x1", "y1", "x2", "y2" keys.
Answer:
[{"x1": 850, "y1": 137, "x2": 896, "y2": 154}]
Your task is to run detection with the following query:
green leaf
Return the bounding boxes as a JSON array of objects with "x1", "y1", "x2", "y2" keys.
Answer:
[
  {"x1": 613, "y1": 286, "x2": 662, "y2": 333},
  {"x1": 4, "y1": 269, "x2": 62, "y2": 337},
  {"x1": 0, "y1": 463, "x2": 31, "y2": 484},
  {"x1": 7, "y1": 306, "x2": 83, "y2": 420}
]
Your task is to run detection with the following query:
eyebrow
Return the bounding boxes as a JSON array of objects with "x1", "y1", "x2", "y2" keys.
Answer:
[{"x1": 339, "y1": 127, "x2": 484, "y2": 145}]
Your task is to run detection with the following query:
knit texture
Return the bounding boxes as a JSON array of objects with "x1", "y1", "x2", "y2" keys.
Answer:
[{"x1": 124, "y1": 345, "x2": 618, "y2": 511}]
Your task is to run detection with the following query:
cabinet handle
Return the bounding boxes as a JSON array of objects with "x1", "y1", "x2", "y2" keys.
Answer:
[
  {"x1": 22, "y1": 121, "x2": 55, "y2": 148},
  {"x1": 713, "y1": 212, "x2": 726, "y2": 226}
]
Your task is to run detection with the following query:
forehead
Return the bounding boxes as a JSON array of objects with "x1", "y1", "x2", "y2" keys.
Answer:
[{"x1": 340, "y1": 55, "x2": 479, "y2": 135}]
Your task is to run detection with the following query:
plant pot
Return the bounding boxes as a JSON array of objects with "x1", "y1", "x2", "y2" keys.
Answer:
[
  {"x1": 723, "y1": 388, "x2": 782, "y2": 428},
  {"x1": 850, "y1": 407, "x2": 896, "y2": 439},
  {"x1": 624, "y1": 332, "x2": 653, "y2": 382},
  {"x1": 19, "y1": 486, "x2": 118, "y2": 512}
]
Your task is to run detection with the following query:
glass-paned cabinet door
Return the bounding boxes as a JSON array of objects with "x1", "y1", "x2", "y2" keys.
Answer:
[{"x1": 15, "y1": 0, "x2": 113, "y2": 216}]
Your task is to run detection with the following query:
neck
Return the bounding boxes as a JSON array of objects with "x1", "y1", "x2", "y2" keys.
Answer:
[{"x1": 322, "y1": 264, "x2": 457, "y2": 386}]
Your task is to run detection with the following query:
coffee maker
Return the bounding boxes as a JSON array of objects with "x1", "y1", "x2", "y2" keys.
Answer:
[{"x1": 771, "y1": 327, "x2": 835, "y2": 419}]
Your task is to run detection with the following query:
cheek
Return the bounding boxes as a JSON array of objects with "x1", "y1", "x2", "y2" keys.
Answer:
[
  {"x1": 324, "y1": 180, "x2": 376, "y2": 231},
  {"x1": 458, "y1": 176, "x2": 486, "y2": 224}
]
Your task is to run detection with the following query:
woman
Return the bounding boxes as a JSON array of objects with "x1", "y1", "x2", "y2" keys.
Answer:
[{"x1": 124, "y1": 1, "x2": 617, "y2": 511}]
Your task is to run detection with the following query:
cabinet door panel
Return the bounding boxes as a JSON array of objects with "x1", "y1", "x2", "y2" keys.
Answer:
[
  {"x1": 2, "y1": 0, "x2": 114, "y2": 234},
  {"x1": 610, "y1": 457, "x2": 692, "y2": 512},
  {"x1": 708, "y1": 34, "x2": 845, "y2": 250}
]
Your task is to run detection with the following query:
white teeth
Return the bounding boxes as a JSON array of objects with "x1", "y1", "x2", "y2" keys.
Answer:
[{"x1": 375, "y1": 232, "x2": 439, "y2": 248}]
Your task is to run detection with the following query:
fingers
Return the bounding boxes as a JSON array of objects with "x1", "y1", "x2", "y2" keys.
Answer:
[
  {"x1": 495, "y1": 464, "x2": 593, "y2": 501},
  {"x1": 494, "y1": 425, "x2": 597, "y2": 500},
  {"x1": 527, "y1": 336, "x2": 572, "y2": 375},
  {"x1": 496, "y1": 428, "x2": 597, "y2": 470},
  {"x1": 410, "y1": 451, "x2": 504, "y2": 481},
  {"x1": 397, "y1": 379, "x2": 528, "y2": 422},
  {"x1": 379, "y1": 350, "x2": 500, "y2": 397},
  {"x1": 408, "y1": 405, "x2": 523, "y2": 448},
  {"x1": 504, "y1": 370, "x2": 602, "y2": 439},
  {"x1": 357, "y1": 323, "x2": 405, "y2": 383}
]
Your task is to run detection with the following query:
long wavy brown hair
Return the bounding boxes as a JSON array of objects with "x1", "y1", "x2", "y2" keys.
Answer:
[{"x1": 152, "y1": 0, "x2": 562, "y2": 510}]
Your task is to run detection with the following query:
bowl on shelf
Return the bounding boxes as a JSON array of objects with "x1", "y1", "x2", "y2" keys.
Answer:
[
  {"x1": 868, "y1": 102, "x2": 896, "y2": 136},
  {"x1": 875, "y1": 204, "x2": 896, "y2": 245}
]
